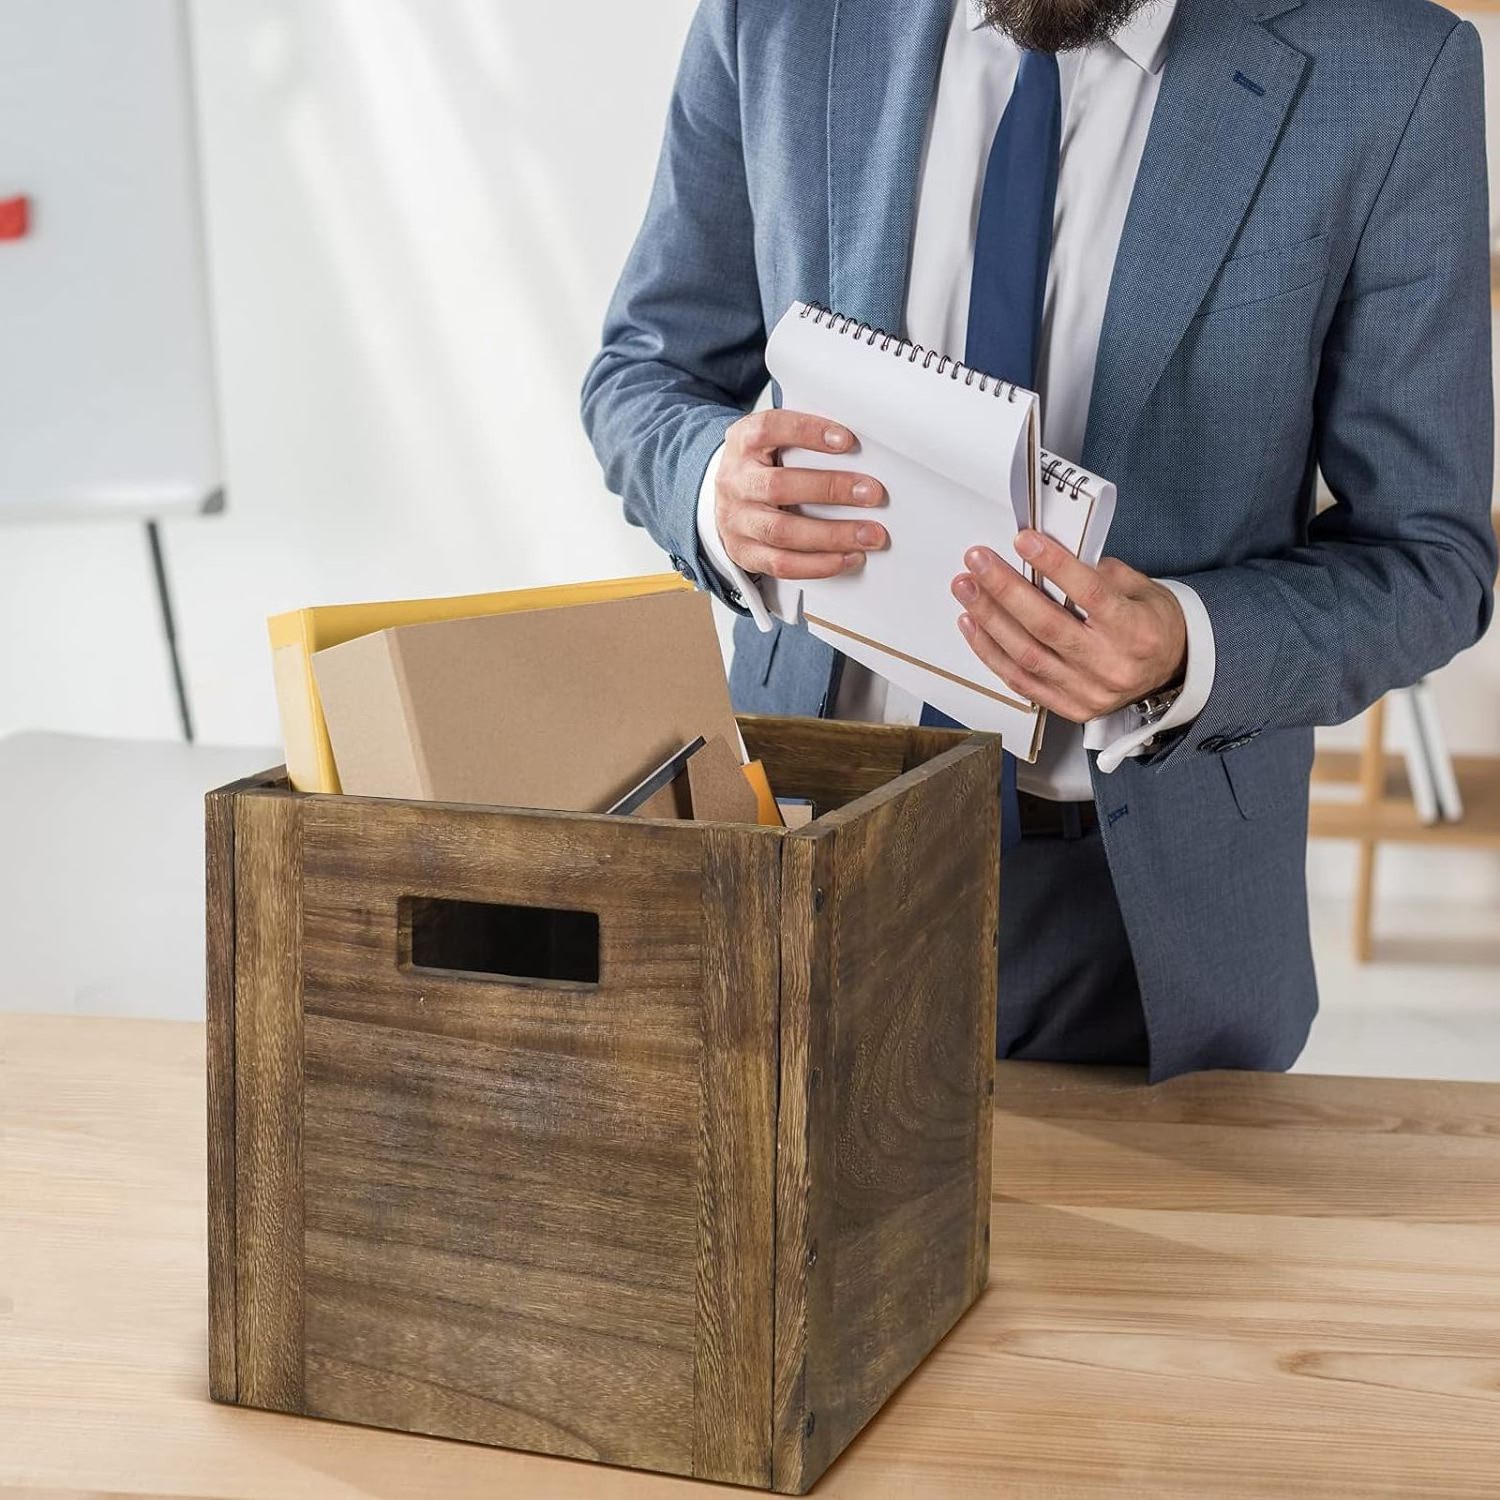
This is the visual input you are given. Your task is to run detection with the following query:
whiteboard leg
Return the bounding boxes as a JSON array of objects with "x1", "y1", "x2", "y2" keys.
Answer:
[{"x1": 145, "y1": 519, "x2": 195, "y2": 743}]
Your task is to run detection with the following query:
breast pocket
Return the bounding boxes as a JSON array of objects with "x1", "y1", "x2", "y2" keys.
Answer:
[{"x1": 1195, "y1": 234, "x2": 1330, "y2": 320}]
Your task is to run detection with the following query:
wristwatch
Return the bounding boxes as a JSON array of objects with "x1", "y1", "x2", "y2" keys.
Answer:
[{"x1": 1132, "y1": 683, "x2": 1185, "y2": 727}]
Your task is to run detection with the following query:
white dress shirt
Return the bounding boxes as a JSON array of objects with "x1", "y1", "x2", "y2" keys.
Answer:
[{"x1": 699, "y1": 0, "x2": 1215, "y2": 801}]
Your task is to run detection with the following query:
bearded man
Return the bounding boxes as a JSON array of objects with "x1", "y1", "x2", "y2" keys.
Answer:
[{"x1": 582, "y1": 0, "x2": 1496, "y2": 1079}]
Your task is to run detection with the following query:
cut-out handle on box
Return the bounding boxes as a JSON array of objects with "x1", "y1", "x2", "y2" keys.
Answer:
[{"x1": 399, "y1": 896, "x2": 600, "y2": 987}]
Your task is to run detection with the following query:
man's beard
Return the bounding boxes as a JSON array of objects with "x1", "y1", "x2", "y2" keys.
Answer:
[{"x1": 979, "y1": 0, "x2": 1155, "y2": 54}]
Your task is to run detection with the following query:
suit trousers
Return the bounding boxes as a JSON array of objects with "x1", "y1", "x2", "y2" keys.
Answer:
[{"x1": 996, "y1": 823, "x2": 1150, "y2": 1068}]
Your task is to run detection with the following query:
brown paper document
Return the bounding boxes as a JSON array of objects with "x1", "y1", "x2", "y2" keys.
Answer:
[{"x1": 313, "y1": 589, "x2": 741, "y2": 815}]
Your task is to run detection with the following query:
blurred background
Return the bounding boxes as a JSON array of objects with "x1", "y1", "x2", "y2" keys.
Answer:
[{"x1": 1, "y1": 0, "x2": 1496, "y2": 1074}]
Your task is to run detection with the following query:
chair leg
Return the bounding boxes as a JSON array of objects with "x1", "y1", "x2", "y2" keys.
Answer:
[
  {"x1": 1354, "y1": 840, "x2": 1378, "y2": 963},
  {"x1": 1352, "y1": 698, "x2": 1387, "y2": 962}
]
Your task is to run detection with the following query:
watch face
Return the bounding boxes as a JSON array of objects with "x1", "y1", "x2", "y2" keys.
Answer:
[{"x1": 1138, "y1": 687, "x2": 1184, "y2": 724}]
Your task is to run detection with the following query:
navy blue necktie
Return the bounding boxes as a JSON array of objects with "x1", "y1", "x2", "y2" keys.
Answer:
[{"x1": 922, "y1": 50, "x2": 1062, "y2": 853}]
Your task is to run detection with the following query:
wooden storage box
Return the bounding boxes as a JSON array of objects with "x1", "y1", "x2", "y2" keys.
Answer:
[{"x1": 207, "y1": 714, "x2": 1000, "y2": 1493}]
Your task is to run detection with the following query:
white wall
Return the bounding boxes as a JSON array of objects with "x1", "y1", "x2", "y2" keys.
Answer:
[{"x1": 0, "y1": 0, "x2": 1496, "y2": 903}]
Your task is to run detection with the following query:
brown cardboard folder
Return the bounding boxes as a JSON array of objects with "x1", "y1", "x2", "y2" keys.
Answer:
[{"x1": 311, "y1": 588, "x2": 745, "y2": 816}]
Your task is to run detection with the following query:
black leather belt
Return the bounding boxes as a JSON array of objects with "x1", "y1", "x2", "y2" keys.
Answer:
[{"x1": 1017, "y1": 792, "x2": 1099, "y2": 841}]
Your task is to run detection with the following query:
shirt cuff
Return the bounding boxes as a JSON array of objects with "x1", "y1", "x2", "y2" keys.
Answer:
[
  {"x1": 695, "y1": 445, "x2": 776, "y2": 634},
  {"x1": 1090, "y1": 579, "x2": 1217, "y2": 775}
]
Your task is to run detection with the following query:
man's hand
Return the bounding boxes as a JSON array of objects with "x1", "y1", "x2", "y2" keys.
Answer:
[
  {"x1": 717, "y1": 409, "x2": 888, "y2": 579},
  {"x1": 954, "y1": 530, "x2": 1188, "y2": 723}
]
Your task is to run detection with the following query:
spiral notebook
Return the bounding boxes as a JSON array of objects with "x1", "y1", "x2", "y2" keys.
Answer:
[{"x1": 762, "y1": 300, "x2": 1116, "y2": 761}]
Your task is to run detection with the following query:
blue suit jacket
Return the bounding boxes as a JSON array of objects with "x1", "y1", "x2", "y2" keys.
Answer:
[{"x1": 582, "y1": 0, "x2": 1497, "y2": 1079}]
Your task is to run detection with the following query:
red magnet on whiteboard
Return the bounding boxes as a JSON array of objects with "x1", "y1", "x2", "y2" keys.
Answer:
[{"x1": 0, "y1": 196, "x2": 32, "y2": 240}]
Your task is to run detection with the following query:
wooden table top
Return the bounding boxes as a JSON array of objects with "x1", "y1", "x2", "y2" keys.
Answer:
[{"x1": 4, "y1": 1014, "x2": 1499, "y2": 1499}]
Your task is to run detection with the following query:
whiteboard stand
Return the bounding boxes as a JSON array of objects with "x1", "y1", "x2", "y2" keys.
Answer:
[
  {"x1": 145, "y1": 516, "x2": 193, "y2": 741},
  {"x1": 144, "y1": 492, "x2": 225, "y2": 742},
  {"x1": 0, "y1": 487, "x2": 223, "y2": 744}
]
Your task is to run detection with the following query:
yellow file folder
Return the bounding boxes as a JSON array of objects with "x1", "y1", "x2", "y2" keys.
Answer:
[{"x1": 269, "y1": 574, "x2": 692, "y2": 794}]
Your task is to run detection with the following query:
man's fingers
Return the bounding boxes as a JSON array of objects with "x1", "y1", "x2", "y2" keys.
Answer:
[
  {"x1": 956, "y1": 616, "x2": 1093, "y2": 723},
  {"x1": 735, "y1": 545, "x2": 866, "y2": 581},
  {"x1": 738, "y1": 465, "x2": 886, "y2": 510},
  {"x1": 1014, "y1": 531, "x2": 1123, "y2": 619},
  {"x1": 733, "y1": 408, "x2": 859, "y2": 460},
  {"x1": 953, "y1": 570, "x2": 1077, "y2": 691},
  {"x1": 960, "y1": 549, "x2": 1093, "y2": 660},
  {"x1": 736, "y1": 505, "x2": 886, "y2": 555}
]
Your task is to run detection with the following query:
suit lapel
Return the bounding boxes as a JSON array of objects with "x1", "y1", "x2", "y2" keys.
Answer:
[
  {"x1": 826, "y1": 0, "x2": 953, "y2": 333},
  {"x1": 1082, "y1": 0, "x2": 1309, "y2": 478}
]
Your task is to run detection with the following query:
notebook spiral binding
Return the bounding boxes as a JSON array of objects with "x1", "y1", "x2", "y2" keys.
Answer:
[
  {"x1": 1040, "y1": 455, "x2": 1091, "y2": 502},
  {"x1": 800, "y1": 301, "x2": 1020, "y2": 402},
  {"x1": 799, "y1": 302, "x2": 1090, "y2": 501}
]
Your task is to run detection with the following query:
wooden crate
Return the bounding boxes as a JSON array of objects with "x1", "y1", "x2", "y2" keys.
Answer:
[{"x1": 206, "y1": 714, "x2": 1000, "y2": 1493}]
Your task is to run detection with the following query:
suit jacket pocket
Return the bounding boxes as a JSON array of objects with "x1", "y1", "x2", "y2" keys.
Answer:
[
  {"x1": 1195, "y1": 234, "x2": 1330, "y2": 320},
  {"x1": 1220, "y1": 729, "x2": 1315, "y2": 820}
]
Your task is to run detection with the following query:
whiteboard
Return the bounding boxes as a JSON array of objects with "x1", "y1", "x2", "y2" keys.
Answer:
[{"x1": 0, "y1": 0, "x2": 222, "y2": 520}]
